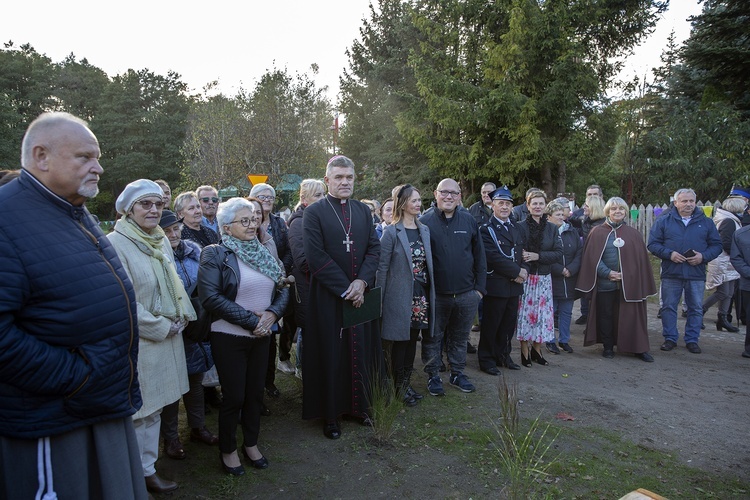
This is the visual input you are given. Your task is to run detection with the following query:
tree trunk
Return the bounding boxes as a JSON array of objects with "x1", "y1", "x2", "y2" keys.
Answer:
[
  {"x1": 556, "y1": 160, "x2": 567, "y2": 196},
  {"x1": 541, "y1": 162, "x2": 554, "y2": 199}
]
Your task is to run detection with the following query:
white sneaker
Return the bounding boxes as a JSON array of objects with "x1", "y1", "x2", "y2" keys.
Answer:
[{"x1": 277, "y1": 359, "x2": 295, "y2": 374}]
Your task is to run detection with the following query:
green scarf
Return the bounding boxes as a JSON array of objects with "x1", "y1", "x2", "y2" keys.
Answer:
[
  {"x1": 115, "y1": 217, "x2": 196, "y2": 322},
  {"x1": 222, "y1": 234, "x2": 284, "y2": 285}
]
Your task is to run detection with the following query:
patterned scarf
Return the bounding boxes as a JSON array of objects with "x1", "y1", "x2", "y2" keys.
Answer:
[
  {"x1": 115, "y1": 217, "x2": 195, "y2": 321},
  {"x1": 222, "y1": 234, "x2": 284, "y2": 285}
]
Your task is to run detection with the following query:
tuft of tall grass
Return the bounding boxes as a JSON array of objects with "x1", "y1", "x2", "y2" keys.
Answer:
[
  {"x1": 493, "y1": 377, "x2": 559, "y2": 499},
  {"x1": 366, "y1": 370, "x2": 404, "y2": 444}
]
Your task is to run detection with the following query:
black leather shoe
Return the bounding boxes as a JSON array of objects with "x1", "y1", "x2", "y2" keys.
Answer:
[
  {"x1": 403, "y1": 394, "x2": 418, "y2": 407},
  {"x1": 742, "y1": 350, "x2": 750, "y2": 358},
  {"x1": 242, "y1": 448, "x2": 269, "y2": 469},
  {"x1": 466, "y1": 342, "x2": 477, "y2": 354},
  {"x1": 324, "y1": 421, "x2": 341, "y2": 439},
  {"x1": 219, "y1": 453, "x2": 245, "y2": 476},
  {"x1": 405, "y1": 386, "x2": 423, "y2": 400},
  {"x1": 574, "y1": 315, "x2": 587, "y2": 325},
  {"x1": 145, "y1": 473, "x2": 179, "y2": 492},
  {"x1": 660, "y1": 340, "x2": 676, "y2": 351},
  {"x1": 164, "y1": 438, "x2": 186, "y2": 460},
  {"x1": 190, "y1": 426, "x2": 219, "y2": 445},
  {"x1": 602, "y1": 349, "x2": 615, "y2": 359},
  {"x1": 686, "y1": 342, "x2": 702, "y2": 354},
  {"x1": 480, "y1": 366, "x2": 500, "y2": 376},
  {"x1": 265, "y1": 384, "x2": 280, "y2": 398},
  {"x1": 505, "y1": 358, "x2": 521, "y2": 370},
  {"x1": 636, "y1": 352, "x2": 654, "y2": 362}
]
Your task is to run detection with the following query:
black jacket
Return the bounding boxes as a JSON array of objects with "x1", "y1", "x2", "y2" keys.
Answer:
[
  {"x1": 481, "y1": 216, "x2": 528, "y2": 298},
  {"x1": 517, "y1": 218, "x2": 563, "y2": 276},
  {"x1": 268, "y1": 213, "x2": 293, "y2": 274},
  {"x1": 198, "y1": 244, "x2": 289, "y2": 331},
  {"x1": 468, "y1": 201, "x2": 492, "y2": 227},
  {"x1": 288, "y1": 206, "x2": 310, "y2": 326},
  {"x1": 550, "y1": 224, "x2": 582, "y2": 299},
  {"x1": 420, "y1": 207, "x2": 487, "y2": 295}
]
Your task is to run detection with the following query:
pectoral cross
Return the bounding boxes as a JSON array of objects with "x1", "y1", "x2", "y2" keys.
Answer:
[{"x1": 343, "y1": 234, "x2": 352, "y2": 252}]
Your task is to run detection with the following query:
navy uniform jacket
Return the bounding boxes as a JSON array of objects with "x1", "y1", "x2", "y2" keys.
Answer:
[{"x1": 481, "y1": 216, "x2": 528, "y2": 298}]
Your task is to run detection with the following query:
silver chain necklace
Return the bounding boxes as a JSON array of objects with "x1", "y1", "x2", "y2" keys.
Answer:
[{"x1": 326, "y1": 197, "x2": 353, "y2": 252}]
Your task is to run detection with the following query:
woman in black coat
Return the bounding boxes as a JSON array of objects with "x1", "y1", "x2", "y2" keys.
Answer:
[{"x1": 198, "y1": 197, "x2": 289, "y2": 476}]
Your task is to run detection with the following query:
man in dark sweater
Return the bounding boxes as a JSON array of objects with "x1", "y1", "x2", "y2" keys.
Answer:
[{"x1": 420, "y1": 179, "x2": 487, "y2": 396}]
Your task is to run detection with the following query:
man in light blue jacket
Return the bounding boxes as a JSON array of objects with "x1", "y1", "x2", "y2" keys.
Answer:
[{"x1": 648, "y1": 188, "x2": 722, "y2": 354}]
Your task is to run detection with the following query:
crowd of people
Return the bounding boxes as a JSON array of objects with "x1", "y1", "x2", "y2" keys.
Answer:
[{"x1": 3, "y1": 111, "x2": 750, "y2": 498}]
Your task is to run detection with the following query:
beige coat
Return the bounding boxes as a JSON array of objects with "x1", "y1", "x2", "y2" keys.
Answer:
[{"x1": 107, "y1": 231, "x2": 189, "y2": 419}]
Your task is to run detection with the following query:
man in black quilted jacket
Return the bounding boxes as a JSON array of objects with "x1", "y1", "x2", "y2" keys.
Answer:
[{"x1": 0, "y1": 112, "x2": 147, "y2": 499}]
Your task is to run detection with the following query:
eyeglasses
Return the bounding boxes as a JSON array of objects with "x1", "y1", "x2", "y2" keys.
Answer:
[
  {"x1": 200, "y1": 197, "x2": 219, "y2": 204},
  {"x1": 228, "y1": 218, "x2": 253, "y2": 227},
  {"x1": 256, "y1": 195, "x2": 275, "y2": 202},
  {"x1": 137, "y1": 200, "x2": 165, "y2": 210},
  {"x1": 437, "y1": 190, "x2": 460, "y2": 198}
]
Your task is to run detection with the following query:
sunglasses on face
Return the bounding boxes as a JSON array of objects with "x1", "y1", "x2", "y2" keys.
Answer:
[{"x1": 201, "y1": 197, "x2": 219, "y2": 204}]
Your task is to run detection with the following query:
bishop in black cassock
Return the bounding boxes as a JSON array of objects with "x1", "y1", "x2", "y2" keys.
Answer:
[{"x1": 301, "y1": 156, "x2": 382, "y2": 439}]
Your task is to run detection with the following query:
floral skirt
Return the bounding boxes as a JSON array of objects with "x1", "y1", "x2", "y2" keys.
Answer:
[{"x1": 515, "y1": 274, "x2": 555, "y2": 343}]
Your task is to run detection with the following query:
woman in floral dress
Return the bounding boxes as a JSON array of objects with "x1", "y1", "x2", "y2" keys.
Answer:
[{"x1": 515, "y1": 190, "x2": 562, "y2": 366}]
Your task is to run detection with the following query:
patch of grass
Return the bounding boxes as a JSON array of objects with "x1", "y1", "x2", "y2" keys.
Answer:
[{"x1": 366, "y1": 371, "x2": 405, "y2": 444}]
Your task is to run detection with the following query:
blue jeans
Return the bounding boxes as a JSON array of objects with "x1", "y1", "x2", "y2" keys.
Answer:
[
  {"x1": 421, "y1": 290, "x2": 480, "y2": 376},
  {"x1": 661, "y1": 278, "x2": 705, "y2": 344},
  {"x1": 553, "y1": 298, "x2": 574, "y2": 344}
]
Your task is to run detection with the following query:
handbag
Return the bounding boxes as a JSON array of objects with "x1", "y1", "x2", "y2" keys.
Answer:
[{"x1": 182, "y1": 283, "x2": 211, "y2": 343}]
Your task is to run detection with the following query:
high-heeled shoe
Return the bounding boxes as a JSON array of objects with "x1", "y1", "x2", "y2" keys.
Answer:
[
  {"x1": 219, "y1": 452, "x2": 245, "y2": 476},
  {"x1": 521, "y1": 350, "x2": 532, "y2": 367},
  {"x1": 717, "y1": 313, "x2": 739, "y2": 333},
  {"x1": 530, "y1": 348, "x2": 549, "y2": 366},
  {"x1": 242, "y1": 447, "x2": 269, "y2": 469}
]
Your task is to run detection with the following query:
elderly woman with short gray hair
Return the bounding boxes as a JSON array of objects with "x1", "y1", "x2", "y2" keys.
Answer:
[
  {"x1": 174, "y1": 191, "x2": 220, "y2": 248},
  {"x1": 577, "y1": 197, "x2": 656, "y2": 362},
  {"x1": 198, "y1": 197, "x2": 289, "y2": 476}
]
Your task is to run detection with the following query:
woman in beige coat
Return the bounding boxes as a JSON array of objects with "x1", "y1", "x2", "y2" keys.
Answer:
[
  {"x1": 703, "y1": 197, "x2": 744, "y2": 332},
  {"x1": 108, "y1": 179, "x2": 195, "y2": 495}
]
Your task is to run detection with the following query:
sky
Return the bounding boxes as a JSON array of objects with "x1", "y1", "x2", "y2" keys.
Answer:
[{"x1": 2, "y1": 1, "x2": 703, "y2": 103}]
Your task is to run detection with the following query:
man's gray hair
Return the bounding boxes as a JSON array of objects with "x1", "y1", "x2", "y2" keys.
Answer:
[
  {"x1": 21, "y1": 112, "x2": 89, "y2": 168},
  {"x1": 195, "y1": 185, "x2": 218, "y2": 198},
  {"x1": 481, "y1": 182, "x2": 496, "y2": 191},
  {"x1": 216, "y1": 197, "x2": 254, "y2": 235},
  {"x1": 173, "y1": 192, "x2": 198, "y2": 215},
  {"x1": 674, "y1": 188, "x2": 696, "y2": 200},
  {"x1": 325, "y1": 155, "x2": 355, "y2": 177}
]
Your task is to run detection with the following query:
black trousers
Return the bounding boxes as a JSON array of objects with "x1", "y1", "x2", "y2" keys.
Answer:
[
  {"x1": 211, "y1": 332, "x2": 270, "y2": 453},
  {"x1": 742, "y1": 291, "x2": 750, "y2": 351},
  {"x1": 478, "y1": 295, "x2": 519, "y2": 369},
  {"x1": 389, "y1": 329, "x2": 421, "y2": 391},
  {"x1": 596, "y1": 290, "x2": 619, "y2": 350}
]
